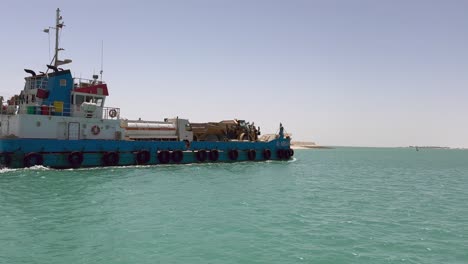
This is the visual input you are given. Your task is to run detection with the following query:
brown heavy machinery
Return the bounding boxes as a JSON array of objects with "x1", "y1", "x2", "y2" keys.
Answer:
[{"x1": 190, "y1": 119, "x2": 260, "y2": 142}]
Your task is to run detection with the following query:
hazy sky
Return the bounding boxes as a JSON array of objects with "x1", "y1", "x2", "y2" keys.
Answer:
[{"x1": 1, "y1": 1, "x2": 467, "y2": 147}]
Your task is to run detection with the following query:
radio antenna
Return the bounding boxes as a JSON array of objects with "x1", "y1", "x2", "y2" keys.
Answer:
[{"x1": 100, "y1": 40, "x2": 104, "y2": 81}]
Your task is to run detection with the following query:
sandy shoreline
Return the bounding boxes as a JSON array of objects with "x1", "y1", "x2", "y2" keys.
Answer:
[
  {"x1": 290, "y1": 141, "x2": 333, "y2": 149},
  {"x1": 291, "y1": 145, "x2": 333, "y2": 150}
]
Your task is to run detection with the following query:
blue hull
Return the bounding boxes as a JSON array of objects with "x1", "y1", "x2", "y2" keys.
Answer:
[{"x1": 0, "y1": 137, "x2": 292, "y2": 169}]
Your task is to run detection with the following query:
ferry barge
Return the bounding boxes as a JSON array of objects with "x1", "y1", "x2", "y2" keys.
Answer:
[{"x1": 0, "y1": 9, "x2": 293, "y2": 169}]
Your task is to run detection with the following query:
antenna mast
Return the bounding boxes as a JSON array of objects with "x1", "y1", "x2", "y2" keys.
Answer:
[
  {"x1": 47, "y1": 8, "x2": 72, "y2": 68},
  {"x1": 100, "y1": 40, "x2": 104, "y2": 81},
  {"x1": 54, "y1": 8, "x2": 62, "y2": 67}
]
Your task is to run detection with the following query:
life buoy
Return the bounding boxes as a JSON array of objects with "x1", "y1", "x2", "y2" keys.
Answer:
[
  {"x1": 109, "y1": 109, "x2": 118, "y2": 118},
  {"x1": 0, "y1": 153, "x2": 12, "y2": 168},
  {"x1": 263, "y1": 149, "x2": 271, "y2": 160},
  {"x1": 102, "y1": 151, "x2": 119, "y2": 166},
  {"x1": 158, "y1": 150, "x2": 170, "y2": 164},
  {"x1": 68, "y1": 151, "x2": 84, "y2": 167},
  {"x1": 228, "y1": 149, "x2": 238, "y2": 161},
  {"x1": 91, "y1": 125, "x2": 100, "y2": 135},
  {"x1": 277, "y1": 149, "x2": 284, "y2": 160},
  {"x1": 196, "y1": 150, "x2": 207, "y2": 162},
  {"x1": 208, "y1": 150, "x2": 219, "y2": 161},
  {"x1": 24, "y1": 152, "x2": 43, "y2": 167},
  {"x1": 171, "y1": 150, "x2": 184, "y2": 163},
  {"x1": 136, "y1": 150, "x2": 150, "y2": 164},
  {"x1": 247, "y1": 149, "x2": 256, "y2": 161}
]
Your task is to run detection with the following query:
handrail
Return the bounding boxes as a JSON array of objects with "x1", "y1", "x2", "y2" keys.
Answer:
[
  {"x1": 0, "y1": 103, "x2": 120, "y2": 120},
  {"x1": 102, "y1": 107, "x2": 120, "y2": 119},
  {"x1": 73, "y1": 78, "x2": 106, "y2": 89}
]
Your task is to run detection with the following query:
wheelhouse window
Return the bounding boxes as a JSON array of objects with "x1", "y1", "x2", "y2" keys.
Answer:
[
  {"x1": 95, "y1": 98, "x2": 103, "y2": 106},
  {"x1": 73, "y1": 94, "x2": 104, "y2": 106},
  {"x1": 75, "y1": 95, "x2": 85, "y2": 105}
]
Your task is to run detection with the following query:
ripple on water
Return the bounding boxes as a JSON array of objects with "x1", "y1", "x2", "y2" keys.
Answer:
[{"x1": 1, "y1": 148, "x2": 468, "y2": 264}]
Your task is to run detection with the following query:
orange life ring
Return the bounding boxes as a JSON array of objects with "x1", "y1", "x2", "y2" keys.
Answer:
[
  {"x1": 91, "y1": 125, "x2": 100, "y2": 135},
  {"x1": 109, "y1": 109, "x2": 117, "y2": 118}
]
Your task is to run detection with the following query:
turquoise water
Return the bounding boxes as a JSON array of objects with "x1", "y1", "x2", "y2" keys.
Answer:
[{"x1": 1, "y1": 148, "x2": 467, "y2": 263}]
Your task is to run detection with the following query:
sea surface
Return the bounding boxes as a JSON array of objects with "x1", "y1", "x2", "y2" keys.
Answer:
[{"x1": 1, "y1": 148, "x2": 467, "y2": 264}]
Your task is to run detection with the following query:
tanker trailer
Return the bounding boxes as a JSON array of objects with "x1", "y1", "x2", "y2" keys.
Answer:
[{"x1": 121, "y1": 118, "x2": 193, "y2": 141}]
